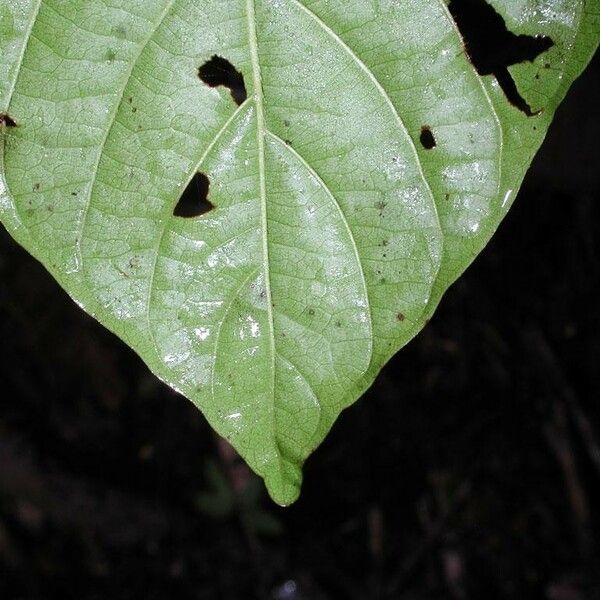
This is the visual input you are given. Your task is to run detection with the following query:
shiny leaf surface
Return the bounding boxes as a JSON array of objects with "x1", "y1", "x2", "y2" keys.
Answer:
[{"x1": 1, "y1": 0, "x2": 597, "y2": 504}]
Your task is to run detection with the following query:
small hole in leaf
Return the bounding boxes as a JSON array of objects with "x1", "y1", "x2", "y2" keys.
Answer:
[
  {"x1": 420, "y1": 126, "x2": 437, "y2": 149},
  {"x1": 0, "y1": 113, "x2": 17, "y2": 127},
  {"x1": 174, "y1": 172, "x2": 214, "y2": 218},
  {"x1": 448, "y1": 0, "x2": 554, "y2": 116},
  {"x1": 198, "y1": 55, "x2": 247, "y2": 106}
]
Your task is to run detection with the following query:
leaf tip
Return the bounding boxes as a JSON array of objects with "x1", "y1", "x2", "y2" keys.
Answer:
[{"x1": 264, "y1": 461, "x2": 303, "y2": 507}]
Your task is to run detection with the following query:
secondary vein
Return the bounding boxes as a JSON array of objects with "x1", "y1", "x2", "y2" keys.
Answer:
[{"x1": 77, "y1": 0, "x2": 177, "y2": 271}]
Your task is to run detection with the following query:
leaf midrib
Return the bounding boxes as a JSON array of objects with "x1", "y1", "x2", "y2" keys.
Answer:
[{"x1": 246, "y1": 0, "x2": 281, "y2": 464}]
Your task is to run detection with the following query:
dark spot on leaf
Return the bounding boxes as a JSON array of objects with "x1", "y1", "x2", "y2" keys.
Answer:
[
  {"x1": 112, "y1": 25, "x2": 127, "y2": 39},
  {"x1": 71, "y1": 191, "x2": 78, "y2": 196},
  {"x1": 375, "y1": 201, "x2": 387, "y2": 211},
  {"x1": 283, "y1": 119, "x2": 291, "y2": 127},
  {"x1": 284, "y1": 139, "x2": 292, "y2": 146},
  {"x1": 174, "y1": 172, "x2": 214, "y2": 218},
  {"x1": 396, "y1": 312, "x2": 406, "y2": 322},
  {"x1": 420, "y1": 126, "x2": 437, "y2": 149},
  {"x1": 116, "y1": 265, "x2": 130, "y2": 279},
  {"x1": 33, "y1": 183, "x2": 40, "y2": 191},
  {"x1": 0, "y1": 113, "x2": 17, "y2": 127},
  {"x1": 105, "y1": 48, "x2": 116, "y2": 63},
  {"x1": 307, "y1": 308, "x2": 315, "y2": 316},
  {"x1": 198, "y1": 55, "x2": 247, "y2": 106},
  {"x1": 335, "y1": 321, "x2": 342, "y2": 328},
  {"x1": 448, "y1": 0, "x2": 554, "y2": 116}
]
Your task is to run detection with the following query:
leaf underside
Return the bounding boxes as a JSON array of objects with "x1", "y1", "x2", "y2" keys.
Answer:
[{"x1": 0, "y1": 0, "x2": 598, "y2": 504}]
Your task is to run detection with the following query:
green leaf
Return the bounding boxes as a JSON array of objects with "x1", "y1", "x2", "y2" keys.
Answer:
[{"x1": 0, "y1": 0, "x2": 597, "y2": 505}]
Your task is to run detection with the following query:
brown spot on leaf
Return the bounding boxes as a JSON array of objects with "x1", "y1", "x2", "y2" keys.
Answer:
[
  {"x1": 420, "y1": 126, "x2": 437, "y2": 150},
  {"x1": 0, "y1": 113, "x2": 17, "y2": 127}
]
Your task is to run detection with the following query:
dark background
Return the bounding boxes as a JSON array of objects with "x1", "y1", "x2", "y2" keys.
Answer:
[{"x1": 0, "y1": 49, "x2": 598, "y2": 600}]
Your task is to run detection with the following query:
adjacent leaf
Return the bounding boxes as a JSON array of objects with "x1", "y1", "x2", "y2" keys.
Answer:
[{"x1": 1, "y1": 0, "x2": 597, "y2": 505}]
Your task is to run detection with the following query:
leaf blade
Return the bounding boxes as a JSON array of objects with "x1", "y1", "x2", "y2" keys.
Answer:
[{"x1": 0, "y1": 0, "x2": 597, "y2": 504}]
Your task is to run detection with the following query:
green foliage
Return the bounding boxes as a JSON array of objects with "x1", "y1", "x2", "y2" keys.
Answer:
[
  {"x1": 196, "y1": 459, "x2": 283, "y2": 536},
  {"x1": 0, "y1": 0, "x2": 598, "y2": 505}
]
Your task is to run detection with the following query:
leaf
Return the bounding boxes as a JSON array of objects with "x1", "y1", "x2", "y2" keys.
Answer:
[{"x1": 0, "y1": 0, "x2": 597, "y2": 505}]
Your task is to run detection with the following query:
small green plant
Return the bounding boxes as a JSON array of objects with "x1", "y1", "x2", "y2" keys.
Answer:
[{"x1": 1, "y1": 0, "x2": 598, "y2": 505}]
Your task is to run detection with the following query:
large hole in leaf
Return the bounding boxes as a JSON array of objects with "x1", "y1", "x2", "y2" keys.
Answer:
[
  {"x1": 448, "y1": 0, "x2": 554, "y2": 116},
  {"x1": 198, "y1": 55, "x2": 247, "y2": 106},
  {"x1": 174, "y1": 172, "x2": 214, "y2": 218}
]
